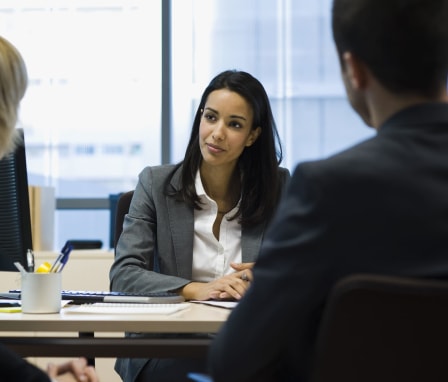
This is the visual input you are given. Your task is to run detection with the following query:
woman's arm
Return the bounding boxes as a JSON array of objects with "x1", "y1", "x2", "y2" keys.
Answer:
[{"x1": 109, "y1": 166, "x2": 192, "y2": 294}]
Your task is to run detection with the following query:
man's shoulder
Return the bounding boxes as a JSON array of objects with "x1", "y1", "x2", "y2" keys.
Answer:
[{"x1": 298, "y1": 136, "x2": 379, "y2": 174}]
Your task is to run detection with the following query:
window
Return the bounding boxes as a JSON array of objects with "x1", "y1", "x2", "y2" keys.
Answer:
[
  {"x1": 0, "y1": 1, "x2": 161, "y2": 248},
  {"x1": 1, "y1": 0, "x2": 374, "y2": 249},
  {"x1": 171, "y1": 0, "x2": 374, "y2": 168}
]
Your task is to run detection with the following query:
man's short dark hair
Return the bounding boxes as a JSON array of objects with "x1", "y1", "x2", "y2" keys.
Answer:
[{"x1": 332, "y1": 0, "x2": 448, "y2": 97}]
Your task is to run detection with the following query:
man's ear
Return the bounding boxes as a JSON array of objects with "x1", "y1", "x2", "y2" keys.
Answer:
[{"x1": 342, "y1": 52, "x2": 368, "y2": 90}]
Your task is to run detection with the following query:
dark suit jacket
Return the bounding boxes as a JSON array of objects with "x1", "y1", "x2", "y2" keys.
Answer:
[
  {"x1": 209, "y1": 103, "x2": 448, "y2": 382},
  {"x1": 0, "y1": 343, "x2": 50, "y2": 382}
]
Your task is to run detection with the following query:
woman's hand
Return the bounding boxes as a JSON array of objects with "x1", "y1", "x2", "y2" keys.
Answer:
[
  {"x1": 230, "y1": 262, "x2": 255, "y2": 282},
  {"x1": 180, "y1": 262, "x2": 255, "y2": 301},
  {"x1": 47, "y1": 358, "x2": 99, "y2": 382}
]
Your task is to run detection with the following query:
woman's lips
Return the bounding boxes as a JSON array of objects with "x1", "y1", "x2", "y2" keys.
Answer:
[{"x1": 206, "y1": 143, "x2": 225, "y2": 154}]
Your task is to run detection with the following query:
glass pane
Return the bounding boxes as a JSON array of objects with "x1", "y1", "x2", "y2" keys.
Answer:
[
  {"x1": 0, "y1": 1, "x2": 161, "y2": 250},
  {"x1": 0, "y1": 0, "x2": 161, "y2": 198},
  {"x1": 171, "y1": 0, "x2": 374, "y2": 170}
]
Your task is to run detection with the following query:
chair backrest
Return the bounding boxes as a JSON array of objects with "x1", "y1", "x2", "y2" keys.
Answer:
[
  {"x1": 113, "y1": 190, "x2": 134, "y2": 250},
  {"x1": 310, "y1": 273, "x2": 448, "y2": 382}
]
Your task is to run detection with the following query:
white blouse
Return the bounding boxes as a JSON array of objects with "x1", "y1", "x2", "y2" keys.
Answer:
[{"x1": 192, "y1": 171, "x2": 242, "y2": 282}]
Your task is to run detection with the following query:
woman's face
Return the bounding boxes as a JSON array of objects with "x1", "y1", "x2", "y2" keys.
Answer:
[{"x1": 199, "y1": 89, "x2": 260, "y2": 171}]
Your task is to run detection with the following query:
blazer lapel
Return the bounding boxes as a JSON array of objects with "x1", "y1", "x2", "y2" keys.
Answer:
[
  {"x1": 166, "y1": 166, "x2": 194, "y2": 279},
  {"x1": 241, "y1": 222, "x2": 265, "y2": 263},
  {"x1": 166, "y1": 165, "x2": 266, "y2": 276}
]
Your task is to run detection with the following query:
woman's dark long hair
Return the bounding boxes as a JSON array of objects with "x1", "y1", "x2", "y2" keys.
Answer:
[{"x1": 170, "y1": 70, "x2": 283, "y2": 227}]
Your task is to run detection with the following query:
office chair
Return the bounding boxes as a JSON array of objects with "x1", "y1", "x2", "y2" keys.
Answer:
[
  {"x1": 113, "y1": 190, "x2": 134, "y2": 249},
  {"x1": 310, "y1": 273, "x2": 448, "y2": 382}
]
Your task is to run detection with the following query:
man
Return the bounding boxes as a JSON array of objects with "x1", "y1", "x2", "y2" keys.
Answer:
[{"x1": 208, "y1": 0, "x2": 448, "y2": 381}]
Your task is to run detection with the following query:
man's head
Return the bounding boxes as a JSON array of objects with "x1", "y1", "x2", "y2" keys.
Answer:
[
  {"x1": 0, "y1": 36, "x2": 27, "y2": 158},
  {"x1": 332, "y1": 0, "x2": 448, "y2": 123}
]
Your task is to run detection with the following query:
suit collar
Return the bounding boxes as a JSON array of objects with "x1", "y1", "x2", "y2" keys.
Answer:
[
  {"x1": 380, "y1": 102, "x2": 448, "y2": 132},
  {"x1": 169, "y1": 164, "x2": 184, "y2": 192}
]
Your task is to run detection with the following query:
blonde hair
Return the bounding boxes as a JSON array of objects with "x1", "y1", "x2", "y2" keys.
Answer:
[{"x1": 0, "y1": 36, "x2": 28, "y2": 158}]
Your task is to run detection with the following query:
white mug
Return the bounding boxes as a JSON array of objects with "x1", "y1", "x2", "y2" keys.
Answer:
[{"x1": 21, "y1": 272, "x2": 61, "y2": 314}]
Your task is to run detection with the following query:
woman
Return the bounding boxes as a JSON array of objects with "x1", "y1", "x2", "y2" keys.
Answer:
[
  {"x1": 0, "y1": 35, "x2": 99, "y2": 382},
  {"x1": 0, "y1": 344, "x2": 98, "y2": 382},
  {"x1": 110, "y1": 69, "x2": 290, "y2": 381},
  {"x1": 0, "y1": 35, "x2": 27, "y2": 159}
]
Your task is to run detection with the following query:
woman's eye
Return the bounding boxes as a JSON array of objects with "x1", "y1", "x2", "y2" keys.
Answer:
[
  {"x1": 204, "y1": 113, "x2": 216, "y2": 121},
  {"x1": 229, "y1": 121, "x2": 242, "y2": 129}
]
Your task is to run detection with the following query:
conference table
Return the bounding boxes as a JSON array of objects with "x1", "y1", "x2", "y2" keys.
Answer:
[{"x1": 0, "y1": 302, "x2": 231, "y2": 361}]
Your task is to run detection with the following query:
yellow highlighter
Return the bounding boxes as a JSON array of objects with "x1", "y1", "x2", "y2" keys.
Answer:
[
  {"x1": 0, "y1": 302, "x2": 22, "y2": 313},
  {"x1": 36, "y1": 261, "x2": 52, "y2": 273},
  {"x1": 0, "y1": 306, "x2": 22, "y2": 313}
]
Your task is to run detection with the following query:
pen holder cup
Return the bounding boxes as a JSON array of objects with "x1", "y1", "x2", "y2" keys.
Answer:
[{"x1": 21, "y1": 272, "x2": 61, "y2": 314}]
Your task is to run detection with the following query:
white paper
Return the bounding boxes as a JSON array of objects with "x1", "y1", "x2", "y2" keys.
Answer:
[{"x1": 191, "y1": 300, "x2": 238, "y2": 309}]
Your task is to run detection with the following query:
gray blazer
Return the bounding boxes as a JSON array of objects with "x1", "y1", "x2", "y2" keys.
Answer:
[
  {"x1": 109, "y1": 163, "x2": 289, "y2": 382},
  {"x1": 110, "y1": 164, "x2": 286, "y2": 293}
]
